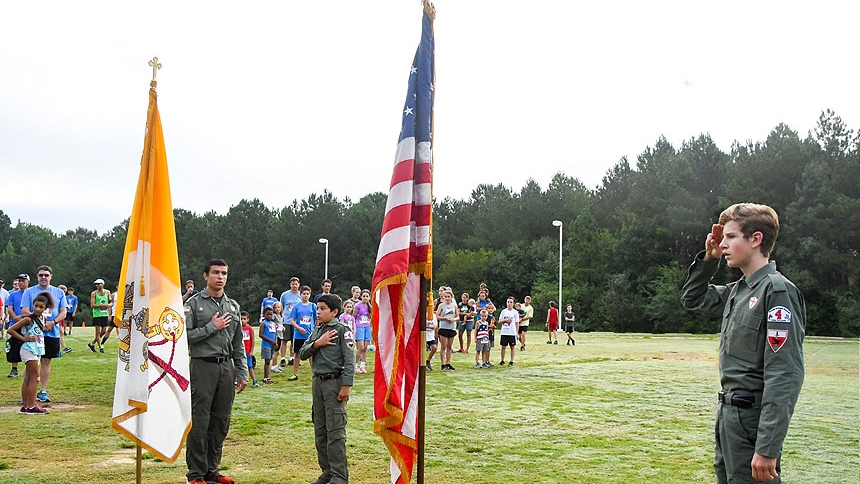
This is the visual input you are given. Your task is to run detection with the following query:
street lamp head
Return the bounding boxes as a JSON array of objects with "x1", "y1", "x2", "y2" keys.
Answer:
[
  {"x1": 552, "y1": 220, "x2": 563, "y2": 227},
  {"x1": 318, "y1": 238, "x2": 328, "y2": 244}
]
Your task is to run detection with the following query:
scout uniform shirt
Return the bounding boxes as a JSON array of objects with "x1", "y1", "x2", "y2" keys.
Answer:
[
  {"x1": 299, "y1": 319, "x2": 355, "y2": 386},
  {"x1": 184, "y1": 290, "x2": 248, "y2": 382},
  {"x1": 681, "y1": 252, "x2": 805, "y2": 458}
]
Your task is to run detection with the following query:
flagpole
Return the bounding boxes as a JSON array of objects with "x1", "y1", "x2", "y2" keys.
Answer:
[
  {"x1": 417, "y1": 279, "x2": 429, "y2": 484},
  {"x1": 136, "y1": 444, "x2": 142, "y2": 484}
]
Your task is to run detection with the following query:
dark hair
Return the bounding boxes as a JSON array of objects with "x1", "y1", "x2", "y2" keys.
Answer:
[
  {"x1": 321, "y1": 279, "x2": 332, "y2": 286},
  {"x1": 300, "y1": 285, "x2": 312, "y2": 293},
  {"x1": 240, "y1": 310, "x2": 249, "y2": 317},
  {"x1": 263, "y1": 306, "x2": 273, "y2": 314},
  {"x1": 204, "y1": 259, "x2": 228, "y2": 274},
  {"x1": 34, "y1": 291, "x2": 55, "y2": 310},
  {"x1": 290, "y1": 276, "x2": 300, "y2": 283},
  {"x1": 36, "y1": 265, "x2": 53, "y2": 275},
  {"x1": 317, "y1": 294, "x2": 342, "y2": 316},
  {"x1": 549, "y1": 301, "x2": 556, "y2": 308}
]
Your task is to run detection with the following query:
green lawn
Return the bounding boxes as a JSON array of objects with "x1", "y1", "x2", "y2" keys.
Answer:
[{"x1": 0, "y1": 331, "x2": 857, "y2": 483}]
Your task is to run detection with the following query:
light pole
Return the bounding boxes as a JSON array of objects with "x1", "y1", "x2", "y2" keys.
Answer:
[
  {"x1": 552, "y1": 220, "x2": 563, "y2": 331},
  {"x1": 319, "y1": 238, "x2": 329, "y2": 280}
]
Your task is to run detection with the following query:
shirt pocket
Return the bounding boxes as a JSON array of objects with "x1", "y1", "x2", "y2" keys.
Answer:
[{"x1": 727, "y1": 307, "x2": 763, "y2": 365}]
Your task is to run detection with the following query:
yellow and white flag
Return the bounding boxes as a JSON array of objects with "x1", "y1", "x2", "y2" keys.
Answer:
[{"x1": 111, "y1": 79, "x2": 191, "y2": 463}]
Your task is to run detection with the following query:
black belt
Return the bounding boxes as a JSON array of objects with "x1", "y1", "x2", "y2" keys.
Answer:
[
  {"x1": 314, "y1": 371, "x2": 344, "y2": 380},
  {"x1": 718, "y1": 390, "x2": 762, "y2": 408},
  {"x1": 193, "y1": 356, "x2": 229, "y2": 363}
]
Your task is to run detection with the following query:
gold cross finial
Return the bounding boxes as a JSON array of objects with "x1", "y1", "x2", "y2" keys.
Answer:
[{"x1": 149, "y1": 57, "x2": 162, "y2": 82}]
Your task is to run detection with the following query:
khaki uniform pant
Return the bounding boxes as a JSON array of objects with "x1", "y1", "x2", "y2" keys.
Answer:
[
  {"x1": 187, "y1": 359, "x2": 235, "y2": 481},
  {"x1": 312, "y1": 376, "x2": 349, "y2": 484}
]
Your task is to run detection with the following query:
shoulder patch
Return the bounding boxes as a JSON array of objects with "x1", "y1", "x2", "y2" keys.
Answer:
[
  {"x1": 767, "y1": 306, "x2": 792, "y2": 323},
  {"x1": 767, "y1": 329, "x2": 788, "y2": 353},
  {"x1": 344, "y1": 330, "x2": 354, "y2": 340}
]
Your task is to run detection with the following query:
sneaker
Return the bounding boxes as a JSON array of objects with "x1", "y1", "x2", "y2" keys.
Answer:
[
  {"x1": 206, "y1": 474, "x2": 235, "y2": 484},
  {"x1": 271, "y1": 366, "x2": 284, "y2": 373},
  {"x1": 288, "y1": 357, "x2": 295, "y2": 365},
  {"x1": 482, "y1": 362, "x2": 492, "y2": 368},
  {"x1": 463, "y1": 350, "x2": 469, "y2": 354},
  {"x1": 252, "y1": 380, "x2": 260, "y2": 387},
  {"x1": 440, "y1": 364, "x2": 448, "y2": 371},
  {"x1": 23, "y1": 406, "x2": 48, "y2": 414},
  {"x1": 566, "y1": 340, "x2": 571, "y2": 346},
  {"x1": 19, "y1": 406, "x2": 27, "y2": 414},
  {"x1": 509, "y1": 361, "x2": 514, "y2": 367},
  {"x1": 425, "y1": 359, "x2": 432, "y2": 371},
  {"x1": 546, "y1": 340, "x2": 552, "y2": 344},
  {"x1": 310, "y1": 473, "x2": 332, "y2": 484},
  {"x1": 280, "y1": 358, "x2": 287, "y2": 368},
  {"x1": 101, "y1": 336, "x2": 108, "y2": 345},
  {"x1": 499, "y1": 360, "x2": 505, "y2": 366},
  {"x1": 187, "y1": 479, "x2": 207, "y2": 484},
  {"x1": 520, "y1": 345, "x2": 525, "y2": 351},
  {"x1": 288, "y1": 374, "x2": 298, "y2": 381},
  {"x1": 63, "y1": 347, "x2": 73, "y2": 353},
  {"x1": 262, "y1": 378, "x2": 274, "y2": 384},
  {"x1": 554, "y1": 341, "x2": 558, "y2": 345},
  {"x1": 475, "y1": 363, "x2": 482, "y2": 368},
  {"x1": 99, "y1": 347, "x2": 105, "y2": 353},
  {"x1": 572, "y1": 340, "x2": 576, "y2": 345},
  {"x1": 8, "y1": 368, "x2": 18, "y2": 378},
  {"x1": 448, "y1": 364, "x2": 456, "y2": 371},
  {"x1": 88, "y1": 343, "x2": 95, "y2": 353},
  {"x1": 37, "y1": 390, "x2": 51, "y2": 403}
]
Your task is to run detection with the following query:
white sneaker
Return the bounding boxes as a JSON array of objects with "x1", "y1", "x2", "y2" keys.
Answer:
[{"x1": 271, "y1": 366, "x2": 284, "y2": 373}]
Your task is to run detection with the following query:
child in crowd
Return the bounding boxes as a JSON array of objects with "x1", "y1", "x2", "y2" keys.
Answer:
[
  {"x1": 457, "y1": 292, "x2": 474, "y2": 354},
  {"x1": 340, "y1": 300, "x2": 357, "y2": 334},
  {"x1": 564, "y1": 304, "x2": 576, "y2": 346},
  {"x1": 474, "y1": 308, "x2": 492, "y2": 368},
  {"x1": 353, "y1": 289, "x2": 373, "y2": 374},
  {"x1": 425, "y1": 312, "x2": 438, "y2": 371},
  {"x1": 258, "y1": 307, "x2": 278, "y2": 384},
  {"x1": 498, "y1": 296, "x2": 520, "y2": 366},
  {"x1": 435, "y1": 288, "x2": 460, "y2": 371},
  {"x1": 271, "y1": 302, "x2": 286, "y2": 373},
  {"x1": 289, "y1": 285, "x2": 317, "y2": 381},
  {"x1": 240, "y1": 311, "x2": 259, "y2": 387},
  {"x1": 8, "y1": 291, "x2": 51, "y2": 414}
]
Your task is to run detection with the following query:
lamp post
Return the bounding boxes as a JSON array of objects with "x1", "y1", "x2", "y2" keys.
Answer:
[
  {"x1": 318, "y1": 238, "x2": 329, "y2": 280},
  {"x1": 552, "y1": 220, "x2": 563, "y2": 331}
]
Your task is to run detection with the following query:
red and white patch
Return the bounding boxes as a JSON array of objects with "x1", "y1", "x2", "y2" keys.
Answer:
[
  {"x1": 344, "y1": 330, "x2": 354, "y2": 340},
  {"x1": 749, "y1": 297, "x2": 758, "y2": 309},
  {"x1": 767, "y1": 329, "x2": 788, "y2": 353},
  {"x1": 767, "y1": 306, "x2": 792, "y2": 323}
]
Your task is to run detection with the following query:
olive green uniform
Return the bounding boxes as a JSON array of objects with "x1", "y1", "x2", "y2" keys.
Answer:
[
  {"x1": 299, "y1": 319, "x2": 355, "y2": 484},
  {"x1": 184, "y1": 290, "x2": 248, "y2": 482},
  {"x1": 681, "y1": 253, "x2": 805, "y2": 484}
]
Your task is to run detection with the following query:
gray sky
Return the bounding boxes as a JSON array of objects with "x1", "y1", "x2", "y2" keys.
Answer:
[{"x1": 2, "y1": 1, "x2": 858, "y2": 234}]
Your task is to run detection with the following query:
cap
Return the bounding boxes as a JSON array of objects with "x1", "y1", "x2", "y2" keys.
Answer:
[
  {"x1": 16, "y1": 273, "x2": 30, "y2": 281},
  {"x1": 94, "y1": 278, "x2": 105, "y2": 285}
]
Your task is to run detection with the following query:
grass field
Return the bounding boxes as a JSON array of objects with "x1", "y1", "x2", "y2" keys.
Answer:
[{"x1": 0, "y1": 331, "x2": 857, "y2": 484}]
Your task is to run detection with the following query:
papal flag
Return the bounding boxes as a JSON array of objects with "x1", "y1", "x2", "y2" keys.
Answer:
[
  {"x1": 371, "y1": 3, "x2": 434, "y2": 483},
  {"x1": 111, "y1": 70, "x2": 192, "y2": 463}
]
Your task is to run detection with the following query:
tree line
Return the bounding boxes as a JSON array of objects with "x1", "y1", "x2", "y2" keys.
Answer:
[{"x1": 1, "y1": 110, "x2": 857, "y2": 336}]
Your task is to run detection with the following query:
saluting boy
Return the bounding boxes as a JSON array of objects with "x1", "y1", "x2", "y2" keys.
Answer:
[{"x1": 299, "y1": 294, "x2": 355, "y2": 484}]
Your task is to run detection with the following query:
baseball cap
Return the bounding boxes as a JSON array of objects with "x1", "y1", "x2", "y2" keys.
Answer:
[
  {"x1": 94, "y1": 278, "x2": 105, "y2": 285},
  {"x1": 16, "y1": 273, "x2": 30, "y2": 281}
]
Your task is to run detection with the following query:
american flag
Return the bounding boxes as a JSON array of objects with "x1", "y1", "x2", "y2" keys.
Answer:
[{"x1": 371, "y1": 3, "x2": 434, "y2": 483}]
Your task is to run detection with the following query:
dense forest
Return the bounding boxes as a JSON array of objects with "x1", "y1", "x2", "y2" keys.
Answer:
[{"x1": 1, "y1": 110, "x2": 857, "y2": 336}]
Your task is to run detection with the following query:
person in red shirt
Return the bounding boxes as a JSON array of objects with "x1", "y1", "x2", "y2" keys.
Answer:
[{"x1": 546, "y1": 301, "x2": 559, "y2": 345}]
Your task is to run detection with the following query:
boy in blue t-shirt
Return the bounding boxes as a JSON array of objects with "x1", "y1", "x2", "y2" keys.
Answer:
[
  {"x1": 288, "y1": 285, "x2": 317, "y2": 381},
  {"x1": 258, "y1": 307, "x2": 278, "y2": 384}
]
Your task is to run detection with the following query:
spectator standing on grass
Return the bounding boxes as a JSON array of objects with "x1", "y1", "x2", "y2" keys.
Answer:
[
  {"x1": 339, "y1": 300, "x2": 356, "y2": 334},
  {"x1": 519, "y1": 295, "x2": 534, "y2": 351},
  {"x1": 498, "y1": 296, "x2": 519, "y2": 367},
  {"x1": 353, "y1": 289, "x2": 373, "y2": 374},
  {"x1": 681, "y1": 203, "x2": 805, "y2": 484},
  {"x1": 346, "y1": 285, "x2": 361, "y2": 307},
  {"x1": 425, "y1": 312, "x2": 438, "y2": 371},
  {"x1": 289, "y1": 285, "x2": 317, "y2": 381},
  {"x1": 435, "y1": 288, "x2": 459, "y2": 371},
  {"x1": 279, "y1": 276, "x2": 302, "y2": 366},
  {"x1": 240, "y1": 311, "x2": 258, "y2": 388},
  {"x1": 564, "y1": 304, "x2": 576, "y2": 346},
  {"x1": 457, "y1": 292, "x2": 474, "y2": 354},
  {"x1": 299, "y1": 293, "x2": 354, "y2": 484},
  {"x1": 272, "y1": 301, "x2": 288, "y2": 371},
  {"x1": 8, "y1": 290, "x2": 51, "y2": 414},
  {"x1": 184, "y1": 258, "x2": 247, "y2": 484},
  {"x1": 65, "y1": 287, "x2": 78, "y2": 336},
  {"x1": 260, "y1": 289, "x2": 277, "y2": 318},
  {"x1": 0, "y1": 278, "x2": 8, "y2": 339},
  {"x1": 258, "y1": 306, "x2": 279, "y2": 384},
  {"x1": 546, "y1": 301, "x2": 559, "y2": 345},
  {"x1": 21, "y1": 265, "x2": 67, "y2": 404},
  {"x1": 5, "y1": 273, "x2": 30, "y2": 378},
  {"x1": 474, "y1": 308, "x2": 492, "y2": 368}
]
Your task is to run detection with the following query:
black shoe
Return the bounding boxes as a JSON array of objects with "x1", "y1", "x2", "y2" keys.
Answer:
[
  {"x1": 440, "y1": 364, "x2": 448, "y2": 371},
  {"x1": 546, "y1": 340, "x2": 552, "y2": 344},
  {"x1": 280, "y1": 358, "x2": 287, "y2": 368},
  {"x1": 554, "y1": 341, "x2": 558, "y2": 345},
  {"x1": 426, "y1": 360, "x2": 432, "y2": 371},
  {"x1": 509, "y1": 361, "x2": 514, "y2": 366},
  {"x1": 572, "y1": 339, "x2": 575, "y2": 345},
  {"x1": 499, "y1": 360, "x2": 505, "y2": 366},
  {"x1": 310, "y1": 473, "x2": 331, "y2": 484},
  {"x1": 566, "y1": 340, "x2": 571, "y2": 346},
  {"x1": 88, "y1": 343, "x2": 95, "y2": 353},
  {"x1": 520, "y1": 345, "x2": 525, "y2": 351},
  {"x1": 448, "y1": 364, "x2": 456, "y2": 371}
]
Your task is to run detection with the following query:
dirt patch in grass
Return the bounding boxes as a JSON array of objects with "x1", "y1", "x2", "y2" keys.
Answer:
[{"x1": 656, "y1": 353, "x2": 710, "y2": 361}]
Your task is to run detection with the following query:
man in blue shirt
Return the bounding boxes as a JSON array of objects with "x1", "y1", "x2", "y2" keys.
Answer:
[
  {"x1": 20, "y1": 265, "x2": 67, "y2": 403},
  {"x1": 65, "y1": 287, "x2": 78, "y2": 335}
]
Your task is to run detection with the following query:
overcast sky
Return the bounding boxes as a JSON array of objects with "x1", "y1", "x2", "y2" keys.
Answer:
[{"x1": 2, "y1": 1, "x2": 857, "y2": 234}]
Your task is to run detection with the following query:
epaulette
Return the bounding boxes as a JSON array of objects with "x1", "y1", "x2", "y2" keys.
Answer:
[{"x1": 767, "y1": 273, "x2": 787, "y2": 292}]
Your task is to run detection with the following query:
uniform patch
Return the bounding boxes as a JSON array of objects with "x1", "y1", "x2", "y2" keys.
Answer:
[
  {"x1": 767, "y1": 306, "x2": 792, "y2": 323},
  {"x1": 749, "y1": 297, "x2": 758, "y2": 309},
  {"x1": 344, "y1": 330, "x2": 355, "y2": 351},
  {"x1": 767, "y1": 329, "x2": 788, "y2": 353},
  {"x1": 344, "y1": 330, "x2": 354, "y2": 340}
]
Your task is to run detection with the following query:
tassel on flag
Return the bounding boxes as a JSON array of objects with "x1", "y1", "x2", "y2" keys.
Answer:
[
  {"x1": 371, "y1": 3, "x2": 435, "y2": 483},
  {"x1": 111, "y1": 64, "x2": 192, "y2": 463}
]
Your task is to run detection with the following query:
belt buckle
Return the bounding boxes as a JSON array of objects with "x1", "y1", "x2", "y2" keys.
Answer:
[{"x1": 718, "y1": 390, "x2": 727, "y2": 404}]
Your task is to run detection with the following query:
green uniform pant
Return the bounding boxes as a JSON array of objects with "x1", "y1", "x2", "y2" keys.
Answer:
[
  {"x1": 715, "y1": 403, "x2": 781, "y2": 484},
  {"x1": 187, "y1": 359, "x2": 235, "y2": 481},
  {"x1": 312, "y1": 376, "x2": 349, "y2": 484}
]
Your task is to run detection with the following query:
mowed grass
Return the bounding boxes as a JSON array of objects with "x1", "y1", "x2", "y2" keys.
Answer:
[{"x1": 0, "y1": 331, "x2": 856, "y2": 484}]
